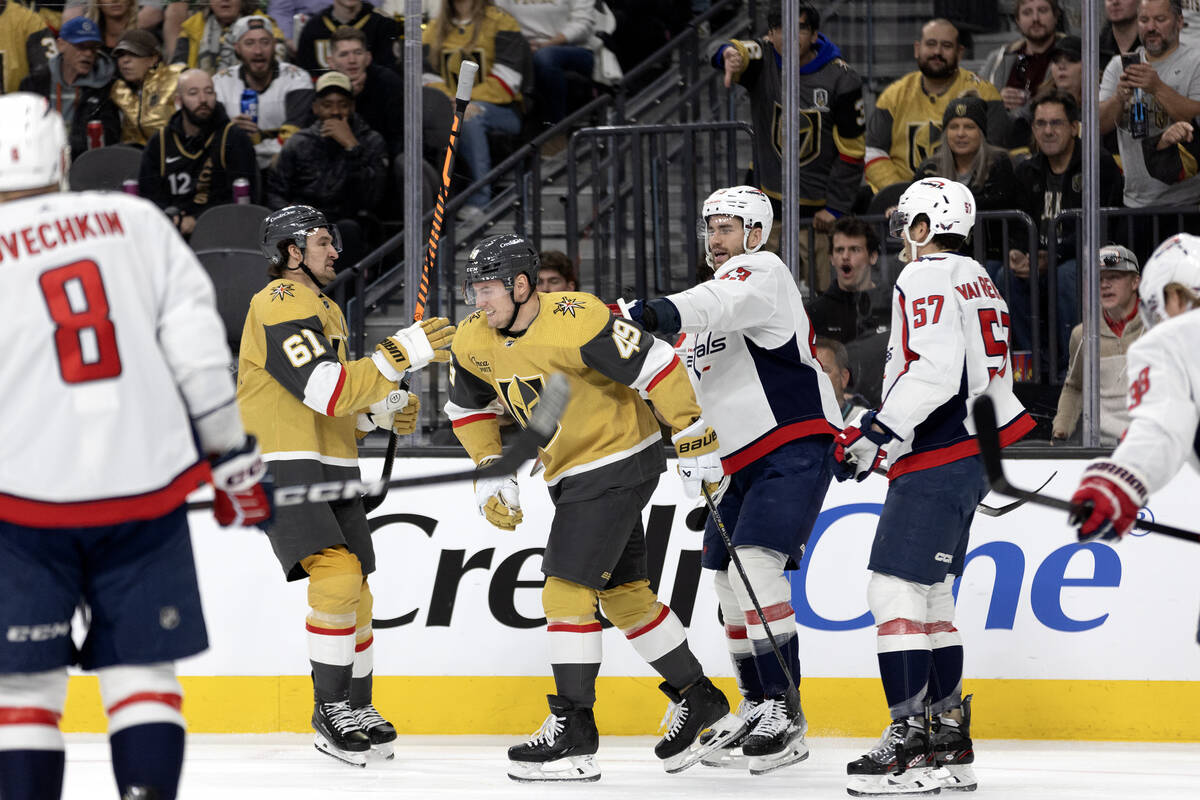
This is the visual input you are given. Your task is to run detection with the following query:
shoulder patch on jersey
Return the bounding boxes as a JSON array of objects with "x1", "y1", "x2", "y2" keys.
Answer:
[
  {"x1": 552, "y1": 296, "x2": 586, "y2": 318},
  {"x1": 269, "y1": 282, "x2": 297, "y2": 302}
]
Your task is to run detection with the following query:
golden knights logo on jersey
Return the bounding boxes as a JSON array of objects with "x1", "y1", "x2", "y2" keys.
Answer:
[
  {"x1": 553, "y1": 296, "x2": 585, "y2": 317},
  {"x1": 497, "y1": 373, "x2": 562, "y2": 446},
  {"x1": 771, "y1": 102, "x2": 822, "y2": 167},
  {"x1": 906, "y1": 120, "x2": 942, "y2": 172}
]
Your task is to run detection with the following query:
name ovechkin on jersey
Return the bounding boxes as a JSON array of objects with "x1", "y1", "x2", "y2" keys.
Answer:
[{"x1": 0, "y1": 210, "x2": 125, "y2": 262}]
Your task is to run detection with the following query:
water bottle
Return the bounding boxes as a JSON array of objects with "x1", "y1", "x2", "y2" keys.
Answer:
[
  {"x1": 1129, "y1": 89, "x2": 1149, "y2": 139},
  {"x1": 240, "y1": 88, "x2": 259, "y2": 124}
]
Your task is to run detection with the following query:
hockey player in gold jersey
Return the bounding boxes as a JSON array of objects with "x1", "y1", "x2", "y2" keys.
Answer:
[
  {"x1": 237, "y1": 205, "x2": 455, "y2": 766},
  {"x1": 445, "y1": 234, "x2": 744, "y2": 781}
]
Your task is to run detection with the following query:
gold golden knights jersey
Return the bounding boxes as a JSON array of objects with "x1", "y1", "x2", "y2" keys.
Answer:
[
  {"x1": 445, "y1": 292, "x2": 702, "y2": 485},
  {"x1": 237, "y1": 279, "x2": 395, "y2": 476},
  {"x1": 864, "y1": 69, "x2": 1003, "y2": 192}
]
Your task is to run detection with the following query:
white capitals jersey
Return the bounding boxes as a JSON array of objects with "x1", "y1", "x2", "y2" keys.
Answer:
[
  {"x1": 0, "y1": 192, "x2": 238, "y2": 528},
  {"x1": 1109, "y1": 311, "x2": 1200, "y2": 493},
  {"x1": 876, "y1": 251, "x2": 1034, "y2": 478},
  {"x1": 667, "y1": 250, "x2": 842, "y2": 473}
]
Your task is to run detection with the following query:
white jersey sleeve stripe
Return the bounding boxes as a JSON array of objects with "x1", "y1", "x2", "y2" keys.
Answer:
[{"x1": 301, "y1": 361, "x2": 347, "y2": 416}]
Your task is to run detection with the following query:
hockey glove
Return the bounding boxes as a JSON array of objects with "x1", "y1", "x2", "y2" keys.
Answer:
[
  {"x1": 362, "y1": 389, "x2": 422, "y2": 436},
  {"x1": 614, "y1": 297, "x2": 682, "y2": 336},
  {"x1": 210, "y1": 435, "x2": 274, "y2": 528},
  {"x1": 1068, "y1": 460, "x2": 1149, "y2": 542},
  {"x1": 474, "y1": 456, "x2": 522, "y2": 531},
  {"x1": 372, "y1": 317, "x2": 455, "y2": 381},
  {"x1": 672, "y1": 418, "x2": 723, "y2": 497},
  {"x1": 832, "y1": 411, "x2": 895, "y2": 483}
]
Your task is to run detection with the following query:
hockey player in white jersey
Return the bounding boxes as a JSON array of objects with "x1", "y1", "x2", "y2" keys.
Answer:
[
  {"x1": 831, "y1": 179, "x2": 1034, "y2": 796},
  {"x1": 621, "y1": 186, "x2": 842, "y2": 774},
  {"x1": 0, "y1": 94, "x2": 272, "y2": 800},
  {"x1": 1069, "y1": 234, "x2": 1200, "y2": 561}
]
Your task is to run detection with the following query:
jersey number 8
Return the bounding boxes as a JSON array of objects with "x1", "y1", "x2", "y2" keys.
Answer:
[{"x1": 39, "y1": 260, "x2": 123, "y2": 384}]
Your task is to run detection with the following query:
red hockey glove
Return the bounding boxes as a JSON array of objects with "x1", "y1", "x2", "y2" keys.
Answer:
[
  {"x1": 211, "y1": 435, "x2": 274, "y2": 528},
  {"x1": 1068, "y1": 460, "x2": 1149, "y2": 542},
  {"x1": 831, "y1": 411, "x2": 894, "y2": 482}
]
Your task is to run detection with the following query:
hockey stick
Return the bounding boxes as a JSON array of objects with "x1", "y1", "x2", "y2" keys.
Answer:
[
  {"x1": 362, "y1": 60, "x2": 480, "y2": 514},
  {"x1": 701, "y1": 484, "x2": 797, "y2": 694},
  {"x1": 191, "y1": 374, "x2": 568, "y2": 512},
  {"x1": 973, "y1": 395, "x2": 1198, "y2": 543},
  {"x1": 682, "y1": 465, "x2": 1052, "y2": 532}
]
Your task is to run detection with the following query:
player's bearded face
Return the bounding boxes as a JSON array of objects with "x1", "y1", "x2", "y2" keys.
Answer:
[
  {"x1": 706, "y1": 215, "x2": 745, "y2": 268},
  {"x1": 304, "y1": 229, "x2": 339, "y2": 281}
]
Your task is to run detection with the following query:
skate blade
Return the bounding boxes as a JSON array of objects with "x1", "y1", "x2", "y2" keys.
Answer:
[
  {"x1": 931, "y1": 764, "x2": 977, "y2": 792},
  {"x1": 313, "y1": 734, "x2": 367, "y2": 767},
  {"x1": 662, "y1": 713, "x2": 748, "y2": 774},
  {"x1": 748, "y1": 739, "x2": 810, "y2": 775},
  {"x1": 847, "y1": 768, "x2": 941, "y2": 796},
  {"x1": 369, "y1": 741, "x2": 396, "y2": 761},
  {"x1": 507, "y1": 755, "x2": 600, "y2": 782},
  {"x1": 700, "y1": 747, "x2": 748, "y2": 769}
]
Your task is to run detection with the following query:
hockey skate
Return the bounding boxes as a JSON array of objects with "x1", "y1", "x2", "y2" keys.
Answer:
[
  {"x1": 507, "y1": 695, "x2": 600, "y2": 782},
  {"x1": 312, "y1": 700, "x2": 370, "y2": 767},
  {"x1": 699, "y1": 697, "x2": 763, "y2": 769},
  {"x1": 930, "y1": 695, "x2": 977, "y2": 792},
  {"x1": 654, "y1": 677, "x2": 747, "y2": 774},
  {"x1": 845, "y1": 717, "x2": 941, "y2": 796},
  {"x1": 741, "y1": 689, "x2": 810, "y2": 775},
  {"x1": 353, "y1": 703, "x2": 397, "y2": 760}
]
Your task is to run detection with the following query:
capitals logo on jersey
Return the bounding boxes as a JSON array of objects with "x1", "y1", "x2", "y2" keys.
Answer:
[
  {"x1": 497, "y1": 373, "x2": 563, "y2": 446},
  {"x1": 686, "y1": 332, "x2": 726, "y2": 381}
]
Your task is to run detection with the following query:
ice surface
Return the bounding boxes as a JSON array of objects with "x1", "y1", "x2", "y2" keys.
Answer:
[{"x1": 59, "y1": 734, "x2": 1200, "y2": 799}]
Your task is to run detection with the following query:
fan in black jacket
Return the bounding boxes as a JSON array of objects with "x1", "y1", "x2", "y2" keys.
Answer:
[{"x1": 139, "y1": 69, "x2": 259, "y2": 237}]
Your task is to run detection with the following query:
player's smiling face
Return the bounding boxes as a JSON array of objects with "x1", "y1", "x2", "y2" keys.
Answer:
[
  {"x1": 471, "y1": 279, "x2": 515, "y2": 327},
  {"x1": 706, "y1": 215, "x2": 746, "y2": 268}
]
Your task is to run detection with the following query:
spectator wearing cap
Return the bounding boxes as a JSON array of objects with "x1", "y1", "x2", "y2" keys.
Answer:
[
  {"x1": 1051, "y1": 245, "x2": 1145, "y2": 445},
  {"x1": 173, "y1": 0, "x2": 286, "y2": 74},
  {"x1": 912, "y1": 93, "x2": 1020, "y2": 264},
  {"x1": 19, "y1": 15, "x2": 121, "y2": 156},
  {"x1": 1009, "y1": 34, "x2": 1084, "y2": 150},
  {"x1": 139, "y1": 68, "x2": 259, "y2": 235},
  {"x1": 213, "y1": 14, "x2": 314, "y2": 170},
  {"x1": 980, "y1": 0, "x2": 1066, "y2": 120},
  {"x1": 295, "y1": 0, "x2": 397, "y2": 75},
  {"x1": 0, "y1": 1, "x2": 54, "y2": 93},
  {"x1": 61, "y1": 0, "x2": 138, "y2": 56},
  {"x1": 267, "y1": 70, "x2": 387, "y2": 267},
  {"x1": 1006, "y1": 90, "x2": 1123, "y2": 375},
  {"x1": 110, "y1": 29, "x2": 184, "y2": 145},
  {"x1": 536, "y1": 249, "x2": 577, "y2": 292}
]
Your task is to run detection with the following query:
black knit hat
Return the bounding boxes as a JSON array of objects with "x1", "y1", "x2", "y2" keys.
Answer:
[{"x1": 942, "y1": 95, "x2": 988, "y2": 136}]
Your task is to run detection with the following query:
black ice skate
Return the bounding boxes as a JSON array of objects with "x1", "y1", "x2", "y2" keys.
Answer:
[
  {"x1": 845, "y1": 716, "x2": 941, "y2": 796},
  {"x1": 741, "y1": 689, "x2": 810, "y2": 775},
  {"x1": 931, "y1": 695, "x2": 976, "y2": 792},
  {"x1": 654, "y1": 677, "x2": 747, "y2": 774},
  {"x1": 312, "y1": 700, "x2": 370, "y2": 767},
  {"x1": 507, "y1": 695, "x2": 600, "y2": 782},
  {"x1": 699, "y1": 697, "x2": 763, "y2": 769},
  {"x1": 353, "y1": 703, "x2": 397, "y2": 760}
]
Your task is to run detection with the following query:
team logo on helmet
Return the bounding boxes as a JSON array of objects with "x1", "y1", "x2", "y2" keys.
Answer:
[{"x1": 553, "y1": 297, "x2": 586, "y2": 318}]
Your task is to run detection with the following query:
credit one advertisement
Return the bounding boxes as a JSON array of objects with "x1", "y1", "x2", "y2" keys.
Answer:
[{"x1": 182, "y1": 457, "x2": 1200, "y2": 680}]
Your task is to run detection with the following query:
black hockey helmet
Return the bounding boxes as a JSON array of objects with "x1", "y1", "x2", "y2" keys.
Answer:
[
  {"x1": 260, "y1": 204, "x2": 342, "y2": 267},
  {"x1": 462, "y1": 233, "x2": 540, "y2": 304}
]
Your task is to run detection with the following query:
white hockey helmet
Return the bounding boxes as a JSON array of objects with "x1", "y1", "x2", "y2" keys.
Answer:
[
  {"x1": 890, "y1": 178, "x2": 975, "y2": 260},
  {"x1": 0, "y1": 93, "x2": 70, "y2": 193},
  {"x1": 701, "y1": 185, "x2": 773, "y2": 259},
  {"x1": 1138, "y1": 233, "x2": 1200, "y2": 329}
]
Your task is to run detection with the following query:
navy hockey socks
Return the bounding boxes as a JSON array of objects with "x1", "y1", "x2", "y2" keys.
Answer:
[
  {"x1": 751, "y1": 631, "x2": 801, "y2": 697},
  {"x1": 0, "y1": 749, "x2": 65, "y2": 800},
  {"x1": 110, "y1": 722, "x2": 184, "y2": 800},
  {"x1": 929, "y1": 642, "x2": 964, "y2": 714}
]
